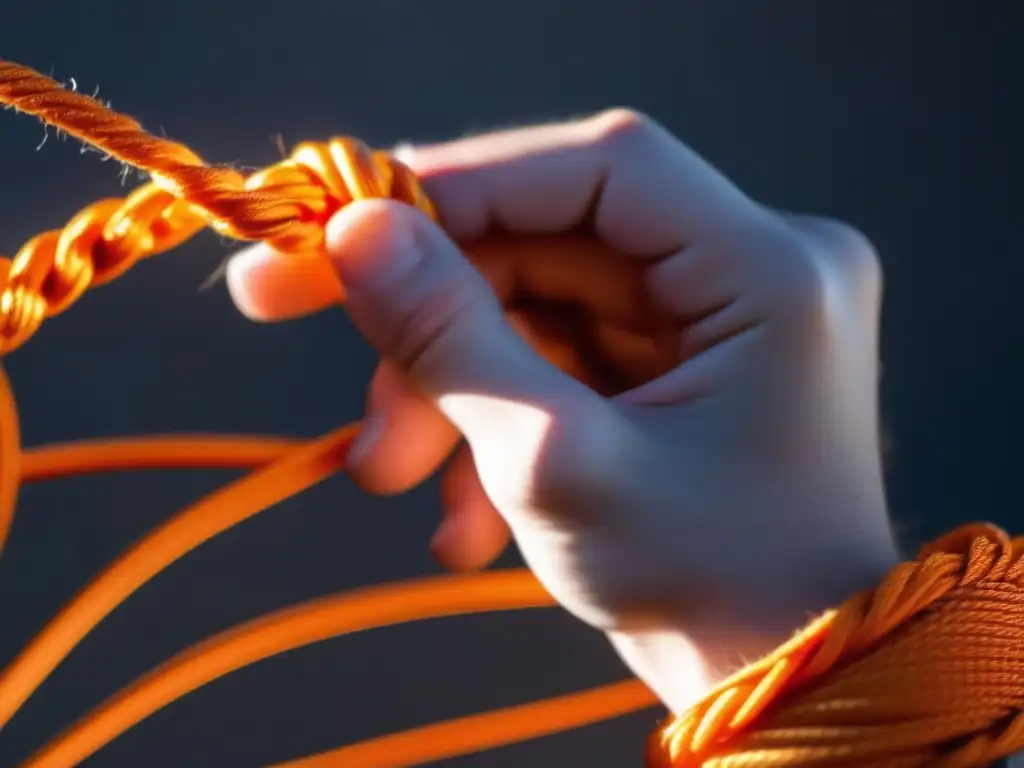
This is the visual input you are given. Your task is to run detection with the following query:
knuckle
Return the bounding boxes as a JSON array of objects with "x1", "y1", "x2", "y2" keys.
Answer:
[
  {"x1": 374, "y1": 270, "x2": 489, "y2": 376},
  {"x1": 759, "y1": 214, "x2": 886, "y2": 344},
  {"x1": 763, "y1": 225, "x2": 831, "y2": 328},
  {"x1": 823, "y1": 219, "x2": 884, "y2": 300},
  {"x1": 588, "y1": 107, "x2": 662, "y2": 149},
  {"x1": 786, "y1": 214, "x2": 884, "y2": 303}
]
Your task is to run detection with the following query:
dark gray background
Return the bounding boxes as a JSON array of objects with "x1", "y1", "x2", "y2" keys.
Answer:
[{"x1": 0, "y1": 2, "x2": 1017, "y2": 766}]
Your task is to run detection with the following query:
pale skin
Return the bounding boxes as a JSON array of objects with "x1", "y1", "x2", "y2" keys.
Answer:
[{"x1": 225, "y1": 109, "x2": 900, "y2": 715}]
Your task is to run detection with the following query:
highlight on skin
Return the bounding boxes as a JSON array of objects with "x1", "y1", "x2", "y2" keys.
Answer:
[{"x1": 2, "y1": 58, "x2": 1024, "y2": 767}]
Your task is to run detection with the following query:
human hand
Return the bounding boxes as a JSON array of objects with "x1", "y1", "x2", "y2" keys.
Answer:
[{"x1": 225, "y1": 110, "x2": 898, "y2": 711}]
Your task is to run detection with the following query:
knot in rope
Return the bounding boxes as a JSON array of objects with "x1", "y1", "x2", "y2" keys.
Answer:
[
  {"x1": 233, "y1": 137, "x2": 436, "y2": 253},
  {"x1": 1, "y1": 56, "x2": 434, "y2": 355}
]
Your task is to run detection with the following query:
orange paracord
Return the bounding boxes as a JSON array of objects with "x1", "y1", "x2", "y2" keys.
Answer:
[{"x1": 0, "y1": 58, "x2": 1022, "y2": 768}]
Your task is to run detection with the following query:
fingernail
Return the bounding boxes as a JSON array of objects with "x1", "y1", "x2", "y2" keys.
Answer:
[
  {"x1": 326, "y1": 202, "x2": 421, "y2": 291},
  {"x1": 347, "y1": 415, "x2": 385, "y2": 468}
]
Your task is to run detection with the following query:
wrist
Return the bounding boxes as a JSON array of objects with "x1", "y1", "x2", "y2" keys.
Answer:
[
  {"x1": 646, "y1": 523, "x2": 1021, "y2": 766},
  {"x1": 609, "y1": 531, "x2": 900, "y2": 715},
  {"x1": 736, "y1": 528, "x2": 901, "y2": 642}
]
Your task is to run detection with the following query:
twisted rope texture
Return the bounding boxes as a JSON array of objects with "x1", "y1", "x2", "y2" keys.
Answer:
[
  {"x1": 2, "y1": 58, "x2": 1023, "y2": 767},
  {"x1": 0, "y1": 60, "x2": 432, "y2": 354},
  {"x1": 648, "y1": 524, "x2": 1024, "y2": 766}
]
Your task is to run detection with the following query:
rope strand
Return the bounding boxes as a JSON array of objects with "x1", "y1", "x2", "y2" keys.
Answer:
[
  {"x1": 1, "y1": 57, "x2": 1022, "y2": 767},
  {"x1": 648, "y1": 524, "x2": 1024, "y2": 766},
  {"x1": 0, "y1": 58, "x2": 433, "y2": 355}
]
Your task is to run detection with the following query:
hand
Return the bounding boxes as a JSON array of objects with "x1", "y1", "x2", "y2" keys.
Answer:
[{"x1": 225, "y1": 110, "x2": 899, "y2": 712}]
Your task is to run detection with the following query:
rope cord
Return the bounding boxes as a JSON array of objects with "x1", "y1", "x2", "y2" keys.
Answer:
[{"x1": 1, "y1": 58, "x2": 1022, "y2": 767}]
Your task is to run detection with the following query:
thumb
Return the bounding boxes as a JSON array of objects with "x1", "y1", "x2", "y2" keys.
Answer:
[{"x1": 326, "y1": 200, "x2": 585, "y2": 443}]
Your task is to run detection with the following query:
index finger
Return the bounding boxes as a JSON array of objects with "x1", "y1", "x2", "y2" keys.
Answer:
[{"x1": 395, "y1": 108, "x2": 762, "y2": 256}]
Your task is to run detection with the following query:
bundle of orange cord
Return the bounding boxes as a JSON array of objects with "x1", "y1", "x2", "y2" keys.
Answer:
[{"x1": 0, "y1": 58, "x2": 1023, "y2": 768}]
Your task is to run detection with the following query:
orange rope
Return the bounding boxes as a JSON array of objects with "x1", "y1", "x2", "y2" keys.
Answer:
[
  {"x1": 272, "y1": 678, "x2": 655, "y2": 768},
  {"x1": 21, "y1": 434, "x2": 301, "y2": 480},
  {"x1": 1, "y1": 57, "x2": 1022, "y2": 767},
  {"x1": 0, "y1": 422, "x2": 359, "y2": 730},
  {"x1": 0, "y1": 61, "x2": 432, "y2": 355},
  {"x1": 648, "y1": 525, "x2": 1024, "y2": 767},
  {"x1": 21, "y1": 571, "x2": 642, "y2": 768},
  {"x1": 0, "y1": 59, "x2": 658, "y2": 768}
]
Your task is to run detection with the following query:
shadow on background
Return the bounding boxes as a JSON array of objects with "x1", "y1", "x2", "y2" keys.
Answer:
[{"x1": 0, "y1": 2, "x2": 1017, "y2": 766}]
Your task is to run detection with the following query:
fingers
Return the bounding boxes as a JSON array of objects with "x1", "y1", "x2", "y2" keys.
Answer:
[
  {"x1": 618, "y1": 221, "x2": 858, "y2": 406},
  {"x1": 226, "y1": 246, "x2": 344, "y2": 322},
  {"x1": 345, "y1": 360, "x2": 461, "y2": 496},
  {"x1": 349, "y1": 365, "x2": 515, "y2": 573},
  {"x1": 225, "y1": 238, "x2": 516, "y2": 324},
  {"x1": 226, "y1": 109, "x2": 765, "y2": 323},
  {"x1": 471, "y1": 234, "x2": 648, "y2": 327},
  {"x1": 397, "y1": 109, "x2": 764, "y2": 254},
  {"x1": 432, "y1": 445, "x2": 512, "y2": 572},
  {"x1": 324, "y1": 198, "x2": 598, "y2": 450},
  {"x1": 345, "y1": 296, "x2": 659, "y2": 498}
]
